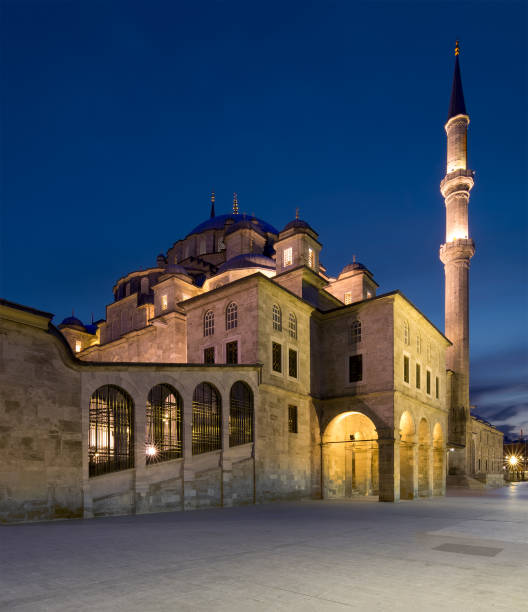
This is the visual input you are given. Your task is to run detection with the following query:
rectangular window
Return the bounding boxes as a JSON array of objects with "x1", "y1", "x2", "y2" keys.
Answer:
[
  {"x1": 426, "y1": 370, "x2": 431, "y2": 395},
  {"x1": 403, "y1": 355, "x2": 410, "y2": 383},
  {"x1": 308, "y1": 247, "x2": 314, "y2": 268},
  {"x1": 75, "y1": 340, "x2": 82, "y2": 353},
  {"x1": 283, "y1": 247, "x2": 293, "y2": 267},
  {"x1": 344, "y1": 291, "x2": 352, "y2": 305},
  {"x1": 288, "y1": 348, "x2": 298, "y2": 378},
  {"x1": 349, "y1": 354, "x2": 363, "y2": 383},
  {"x1": 272, "y1": 342, "x2": 282, "y2": 373},
  {"x1": 416, "y1": 363, "x2": 421, "y2": 389},
  {"x1": 204, "y1": 347, "x2": 215, "y2": 364},
  {"x1": 435, "y1": 376, "x2": 439, "y2": 399},
  {"x1": 226, "y1": 341, "x2": 238, "y2": 365},
  {"x1": 161, "y1": 294, "x2": 168, "y2": 311},
  {"x1": 288, "y1": 405, "x2": 298, "y2": 433}
]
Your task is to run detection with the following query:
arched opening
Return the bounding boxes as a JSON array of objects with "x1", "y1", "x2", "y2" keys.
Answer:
[
  {"x1": 432, "y1": 423, "x2": 445, "y2": 495},
  {"x1": 146, "y1": 384, "x2": 183, "y2": 464},
  {"x1": 229, "y1": 381, "x2": 253, "y2": 447},
  {"x1": 323, "y1": 411, "x2": 379, "y2": 499},
  {"x1": 192, "y1": 382, "x2": 222, "y2": 455},
  {"x1": 89, "y1": 385, "x2": 134, "y2": 477},
  {"x1": 418, "y1": 418, "x2": 431, "y2": 497},
  {"x1": 399, "y1": 411, "x2": 415, "y2": 500}
]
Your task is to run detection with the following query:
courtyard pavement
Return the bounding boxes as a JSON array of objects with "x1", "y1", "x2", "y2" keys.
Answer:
[{"x1": 1, "y1": 483, "x2": 527, "y2": 611}]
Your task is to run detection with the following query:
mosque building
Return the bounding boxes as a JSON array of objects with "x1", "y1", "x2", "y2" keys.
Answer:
[{"x1": 0, "y1": 45, "x2": 503, "y2": 523}]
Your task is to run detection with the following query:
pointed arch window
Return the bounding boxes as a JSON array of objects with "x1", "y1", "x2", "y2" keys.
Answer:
[
  {"x1": 226, "y1": 302, "x2": 238, "y2": 330},
  {"x1": 192, "y1": 383, "x2": 222, "y2": 455},
  {"x1": 272, "y1": 304, "x2": 282, "y2": 331},
  {"x1": 204, "y1": 310, "x2": 214, "y2": 336},
  {"x1": 229, "y1": 381, "x2": 254, "y2": 447},
  {"x1": 89, "y1": 385, "x2": 134, "y2": 477},
  {"x1": 403, "y1": 320, "x2": 410, "y2": 345},
  {"x1": 288, "y1": 312, "x2": 297, "y2": 339},
  {"x1": 349, "y1": 320, "x2": 362, "y2": 344},
  {"x1": 146, "y1": 384, "x2": 182, "y2": 464}
]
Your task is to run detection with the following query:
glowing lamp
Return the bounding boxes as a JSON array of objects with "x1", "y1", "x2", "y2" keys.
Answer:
[
  {"x1": 508, "y1": 456, "x2": 519, "y2": 466},
  {"x1": 146, "y1": 445, "x2": 157, "y2": 457}
]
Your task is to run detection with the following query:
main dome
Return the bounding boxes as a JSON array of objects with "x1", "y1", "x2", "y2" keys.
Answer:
[{"x1": 187, "y1": 214, "x2": 278, "y2": 237}]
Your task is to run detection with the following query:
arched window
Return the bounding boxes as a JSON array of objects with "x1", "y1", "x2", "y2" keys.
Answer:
[
  {"x1": 288, "y1": 312, "x2": 297, "y2": 339},
  {"x1": 416, "y1": 334, "x2": 422, "y2": 354},
  {"x1": 146, "y1": 384, "x2": 182, "y2": 464},
  {"x1": 226, "y1": 302, "x2": 238, "y2": 330},
  {"x1": 204, "y1": 310, "x2": 214, "y2": 336},
  {"x1": 229, "y1": 381, "x2": 254, "y2": 447},
  {"x1": 403, "y1": 320, "x2": 410, "y2": 345},
  {"x1": 140, "y1": 277, "x2": 149, "y2": 294},
  {"x1": 192, "y1": 383, "x2": 222, "y2": 455},
  {"x1": 349, "y1": 320, "x2": 362, "y2": 344},
  {"x1": 272, "y1": 304, "x2": 282, "y2": 331},
  {"x1": 89, "y1": 385, "x2": 134, "y2": 477}
]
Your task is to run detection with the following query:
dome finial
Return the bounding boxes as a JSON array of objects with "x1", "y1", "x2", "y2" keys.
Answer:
[
  {"x1": 210, "y1": 191, "x2": 216, "y2": 218},
  {"x1": 233, "y1": 192, "x2": 239, "y2": 214},
  {"x1": 455, "y1": 40, "x2": 460, "y2": 56},
  {"x1": 295, "y1": 207, "x2": 299, "y2": 220}
]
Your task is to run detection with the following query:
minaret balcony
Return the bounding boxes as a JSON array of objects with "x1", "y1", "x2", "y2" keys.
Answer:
[
  {"x1": 439, "y1": 238, "x2": 475, "y2": 264},
  {"x1": 440, "y1": 169, "x2": 475, "y2": 198}
]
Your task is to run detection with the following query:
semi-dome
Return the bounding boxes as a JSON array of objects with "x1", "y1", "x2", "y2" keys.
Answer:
[
  {"x1": 217, "y1": 253, "x2": 275, "y2": 274},
  {"x1": 187, "y1": 214, "x2": 278, "y2": 237},
  {"x1": 59, "y1": 316, "x2": 85, "y2": 330},
  {"x1": 166, "y1": 262, "x2": 192, "y2": 277},
  {"x1": 281, "y1": 218, "x2": 317, "y2": 235}
]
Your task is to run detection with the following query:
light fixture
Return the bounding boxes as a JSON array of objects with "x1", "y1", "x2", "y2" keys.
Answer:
[{"x1": 146, "y1": 445, "x2": 157, "y2": 457}]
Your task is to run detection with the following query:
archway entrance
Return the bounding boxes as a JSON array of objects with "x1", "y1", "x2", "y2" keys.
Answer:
[
  {"x1": 399, "y1": 411, "x2": 415, "y2": 500},
  {"x1": 432, "y1": 423, "x2": 445, "y2": 495},
  {"x1": 418, "y1": 418, "x2": 432, "y2": 497},
  {"x1": 322, "y1": 412, "x2": 379, "y2": 499}
]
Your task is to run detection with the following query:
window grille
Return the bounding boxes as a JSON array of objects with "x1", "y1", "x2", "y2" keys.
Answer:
[
  {"x1": 349, "y1": 354, "x2": 363, "y2": 382},
  {"x1": 198, "y1": 239, "x2": 206, "y2": 255},
  {"x1": 288, "y1": 405, "x2": 298, "y2": 433},
  {"x1": 283, "y1": 247, "x2": 293, "y2": 267},
  {"x1": 89, "y1": 385, "x2": 134, "y2": 477},
  {"x1": 307, "y1": 247, "x2": 314, "y2": 268},
  {"x1": 226, "y1": 302, "x2": 238, "y2": 330},
  {"x1": 349, "y1": 320, "x2": 361, "y2": 344},
  {"x1": 272, "y1": 342, "x2": 282, "y2": 372},
  {"x1": 288, "y1": 313, "x2": 297, "y2": 339},
  {"x1": 226, "y1": 341, "x2": 238, "y2": 364},
  {"x1": 204, "y1": 310, "x2": 214, "y2": 336},
  {"x1": 204, "y1": 347, "x2": 215, "y2": 364},
  {"x1": 288, "y1": 348, "x2": 298, "y2": 378},
  {"x1": 416, "y1": 363, "x2": 421, "y2": 389},
  {"x1": 229, "y1": 381, "x2": 253, "y2": 446},
  {"x1": 344, "y1": 292, "x2": 352, "y2": 305},
  {"x1": 192, "y1": 383, "x2": 222, "y2": 455},
  {"x1": 404, "y1": 355, "x2": 410, "y2": 383},
  {"x1": 403, "y1": 320, "x2": 410, "y2": 345},
  {"x1": 146, "y1": 384, "x2": 182, "y2": 464},
  {"x1": 272, "y1": 304, "x2": 282, "y2": 331}
]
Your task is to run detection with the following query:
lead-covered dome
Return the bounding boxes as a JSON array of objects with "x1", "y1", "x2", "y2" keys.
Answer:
[
  {"x1": 281, "y1": 218, "x2": 317, "y2": 235},
  {"x1": 59, "y1": 316, "x2": 85, "y2": 330},
  {"x1": 217, "y1": 253, "x2": 275, "y2": 274},
  {"x1": 187, "y1": 214, "x2": 278, "y2": 237}
]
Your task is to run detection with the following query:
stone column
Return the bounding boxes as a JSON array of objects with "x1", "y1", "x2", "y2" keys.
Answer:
[
  {"x1": 377, "y1": 428, "x2": 398, "y2": 502},
  {"x1": 133, "y1": 389, "x2": 148, "y2": 514}
]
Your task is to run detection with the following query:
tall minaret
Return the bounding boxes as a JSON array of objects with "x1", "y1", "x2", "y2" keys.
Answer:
[{"x1": 439, "y1": 42, "x2": 475, "y2": 474}]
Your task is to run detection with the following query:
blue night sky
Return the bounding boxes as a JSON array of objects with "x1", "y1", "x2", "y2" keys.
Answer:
[{"x1": 1, "y1": 1, "x2": 526, "y2": 437}]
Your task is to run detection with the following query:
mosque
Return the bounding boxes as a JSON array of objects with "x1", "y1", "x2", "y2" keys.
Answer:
[{"x1": 0, "y1": 45, "x2": 503, "y2": 523}]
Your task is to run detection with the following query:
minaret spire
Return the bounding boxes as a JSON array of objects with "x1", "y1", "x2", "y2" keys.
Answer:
[
  {"x1": 447, "y1": 41, "x2": 467, "y2": 120},
  {"x1": 439, "y1": 42, "x2": 475, "y2": 477},
  {"x1": 210, "y1": 191, "x2": 216, "y2": 218}
]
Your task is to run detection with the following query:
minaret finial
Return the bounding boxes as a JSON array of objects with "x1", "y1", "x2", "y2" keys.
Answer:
[
  {"x1": 233, "y1": 192, "x2": 239, "y2": 214},
  {"x1": 455, "y1": 40, "x2": 460, "y2": 56},
  {"x1": 295, "y1": 207, "x2": 299, "y2": 220},
  {"x1": 210, "y1": 191, "x2": 215, "y2": 218}
]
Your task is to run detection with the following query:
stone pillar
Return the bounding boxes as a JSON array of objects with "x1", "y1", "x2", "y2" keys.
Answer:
[
  {"x1": 182, "y1": 390, "x2": 194, "y2": 510},
  {"x1": 133, "y1": 390, "x2": 148, "y2": 514},
  {"x1": 377, "y1": 429, "x2": 398, "y2": 502}
]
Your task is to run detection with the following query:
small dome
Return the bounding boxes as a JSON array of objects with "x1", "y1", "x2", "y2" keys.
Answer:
[
  {"x1": 281, "y1": 218, "x2": 317, "y2": 234},
  {"x1": 217, "y1": 253, "x2": 275, "y2": 274},
  {"x1": 166, "y1": 263, "x2": 190, "y2": 276},
  {"x1": 340, "y1": 262, "x2": 367, "y2": 276},
  {"x1": 59, "y1": 316, "x2": 85, "y2": 330},
  {"x1": 187, "y1": 214, "x2": 278, "y2": 237}
]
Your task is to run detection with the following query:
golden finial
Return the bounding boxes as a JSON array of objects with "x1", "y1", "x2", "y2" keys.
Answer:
[
  {"x1": 295, "y1": 207, "x2": 299, "y2": 220},
  {"x1": 455, "y1": 40, "x2": 460, "y2": 56},
  {"x1": 233, "y1": 192, "x2": 239, "y2": 214},
  {"x1": 211, "y1": 191, "x2": 215, "y2": 204},
  {"x1": 353, "y1": 254, "x2": 356, "y2": 264}
]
